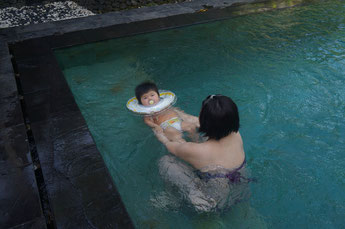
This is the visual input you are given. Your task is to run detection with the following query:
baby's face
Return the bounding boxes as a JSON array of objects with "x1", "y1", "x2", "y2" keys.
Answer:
[{"x1": 140, "y1": 90, "x2": 160, "y2": 106}]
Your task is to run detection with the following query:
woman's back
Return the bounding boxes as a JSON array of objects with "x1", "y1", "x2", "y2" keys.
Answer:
[{"x1": 186, "y1": 132, "x2": 245, "y2": 170}]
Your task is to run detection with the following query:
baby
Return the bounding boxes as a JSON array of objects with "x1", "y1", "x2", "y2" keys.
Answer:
[{"x1": 135, "y1": 81, "x2": 199, "y2": 143}]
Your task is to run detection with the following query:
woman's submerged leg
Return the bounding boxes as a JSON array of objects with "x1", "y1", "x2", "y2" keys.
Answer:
[{"x1": 158, "y1": 155, "x2": 217, "y2": 212}]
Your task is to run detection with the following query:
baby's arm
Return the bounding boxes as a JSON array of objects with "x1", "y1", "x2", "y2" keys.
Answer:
[
  {"x1": 144, "y1": 116, "x2": 163, "y2": 133},
  {"x1": 173, "y1": 107, "x2": 199, "y2": 127}
]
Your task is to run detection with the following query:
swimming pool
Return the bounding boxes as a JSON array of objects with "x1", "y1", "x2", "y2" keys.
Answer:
[{"x1": 54, "y1": 0, "x2": 345, "y2": 227}]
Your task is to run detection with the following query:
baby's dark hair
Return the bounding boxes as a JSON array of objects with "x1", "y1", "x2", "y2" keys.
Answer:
[
  {"x1": 135, "y1": 81, "x2": 159, "y2": 104},
  {"x1": 199, "y1": 95, "x2": 240, "y2": 140}
]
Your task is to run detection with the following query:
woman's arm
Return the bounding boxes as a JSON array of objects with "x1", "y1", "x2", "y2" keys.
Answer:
[
  {"x1": 173, "y1": 108, "x2": 199, "y2": 127},
  {"x1": 144, "y1": 116, "x2": 163, "y2": 133},
  {"x1": 154, "y1": 129, "x2": 200, "y2": 164}
]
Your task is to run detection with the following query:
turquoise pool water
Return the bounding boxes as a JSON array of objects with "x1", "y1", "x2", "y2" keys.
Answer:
[{"x1": 55, "y1": 0, "x2": 345, "y2": 228}]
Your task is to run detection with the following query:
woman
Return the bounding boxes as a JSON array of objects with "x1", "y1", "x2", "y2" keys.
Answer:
[{"x1": 154, "y1": 95, "x2": 249, "y2": 212}]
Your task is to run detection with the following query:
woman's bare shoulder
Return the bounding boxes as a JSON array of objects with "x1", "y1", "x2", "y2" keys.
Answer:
[{"x1": 174, "y1": 141, "x2": 214, "y2": 168}]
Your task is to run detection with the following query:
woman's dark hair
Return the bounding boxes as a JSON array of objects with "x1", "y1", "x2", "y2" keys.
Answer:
[
  {"x1": 199, "y1": 95, "x2": 240, "y2": 140},
  {"x1": 135, "y1": 81, "x2": 159, "y2": 104}
]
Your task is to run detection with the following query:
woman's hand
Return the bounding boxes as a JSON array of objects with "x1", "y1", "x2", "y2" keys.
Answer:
[
  {"x1": 153, "y1": 128, "x2": 170, "y2": 145},
  {"x1": 153, "y1": 125, "x2": 163, "y2": 134}
]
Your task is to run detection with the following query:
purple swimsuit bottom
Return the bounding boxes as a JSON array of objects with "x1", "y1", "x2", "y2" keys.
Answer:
[{"x1": 196, "y1": 160, "x2": 253, "y2": 184}]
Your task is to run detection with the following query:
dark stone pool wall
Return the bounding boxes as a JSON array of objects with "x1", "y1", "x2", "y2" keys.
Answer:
[
  {"x1": 0, "y1": 0, "x2": 317, "y2": 228},
  {"x1": 0, "y1": 27, "x2": 47, "y2": 228},
  {"x1": 1, "y1": 30, "x2": 135, "y2": 229}
]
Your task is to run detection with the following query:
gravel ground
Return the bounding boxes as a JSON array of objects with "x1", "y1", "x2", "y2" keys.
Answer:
[{"x1": 0, "y1": 1, "x2": 95, "y2": 28}]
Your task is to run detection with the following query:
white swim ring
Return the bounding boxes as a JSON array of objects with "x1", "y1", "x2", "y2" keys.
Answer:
[{"x1": 126, "y1": 90, "x2": 176, "y2": 115}]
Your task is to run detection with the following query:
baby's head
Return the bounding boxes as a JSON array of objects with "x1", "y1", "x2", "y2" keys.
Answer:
[{"x1": 135, "y1": 81, "x2": 160, "y2": 106}]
